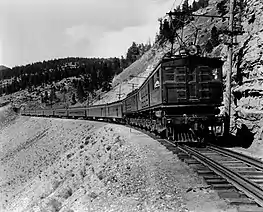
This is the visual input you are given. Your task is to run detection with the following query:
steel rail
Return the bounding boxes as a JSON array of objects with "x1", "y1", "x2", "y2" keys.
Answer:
[
  {"x1": 208, "y1": 145, "x2": 263, "y2": 171},
  {"x1": 176, "y1": 144, "x2": 263, "y2": 207}
]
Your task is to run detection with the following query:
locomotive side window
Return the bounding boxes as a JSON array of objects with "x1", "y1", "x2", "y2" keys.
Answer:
[
  {"x1": 164, "y1": 67, "x2": 175, "y2": 81},
  {"x1": 175, "y1": 67, "x2": 186, "y2": 82},
  {"x1": 199, "y1": 66, "x2": 211, "y2": 81}
]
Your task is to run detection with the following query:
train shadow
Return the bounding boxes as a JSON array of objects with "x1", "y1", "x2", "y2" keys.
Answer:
[{"x1": 210, "y1": 124, "x2": 255, "y2": 148}]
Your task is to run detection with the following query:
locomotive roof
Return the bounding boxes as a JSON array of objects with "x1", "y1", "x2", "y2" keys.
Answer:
[
  {"x1": 160, "y1": 55, "x2": 224, "y2": 67},
  {"x1": 125, "y1": 55, "x2": 224, "y2": 99}
]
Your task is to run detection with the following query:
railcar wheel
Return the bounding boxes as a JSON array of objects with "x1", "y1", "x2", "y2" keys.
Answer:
[{"x1": 167, "y1": 126, "x2": 175, "y2": 141}]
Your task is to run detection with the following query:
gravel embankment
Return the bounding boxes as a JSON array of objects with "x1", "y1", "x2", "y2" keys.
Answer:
[{"x1": 0, "y1": 115, "x2": 237, "y2": 212}]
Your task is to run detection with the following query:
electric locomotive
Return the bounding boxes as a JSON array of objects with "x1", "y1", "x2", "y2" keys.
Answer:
[{"x1": 123, "y1": 46, "x2": 224, "y2": 141}]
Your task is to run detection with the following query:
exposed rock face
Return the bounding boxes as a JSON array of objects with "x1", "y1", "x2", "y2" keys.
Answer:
[{"x1": 231, "y1": 0, "x2": 263, "y2": 141}]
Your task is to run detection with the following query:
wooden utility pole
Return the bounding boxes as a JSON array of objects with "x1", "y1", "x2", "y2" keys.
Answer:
[
  {"x1": 128, "y1": 83, "x2": 138, "y2": 91},
  {"x1": 167, "y1": 0, "x2": 239, "y2": 135},
  {"x1": 225, "y1": 0, "x2": 235, "y2": 134},
  {"x1": 117, "y1": 83, "x2": 124, "y2": 100}
]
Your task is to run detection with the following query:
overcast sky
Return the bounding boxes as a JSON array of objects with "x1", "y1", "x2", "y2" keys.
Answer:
[{"x1": 0, "y1": 0, "x2": 179, "y2": 67}]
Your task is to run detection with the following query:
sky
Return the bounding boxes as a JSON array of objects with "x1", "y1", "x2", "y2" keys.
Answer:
[{"x1": 0, "y1": 0, "x2": 179, "y2": 67}]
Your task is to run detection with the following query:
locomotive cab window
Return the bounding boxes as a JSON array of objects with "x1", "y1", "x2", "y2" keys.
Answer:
[
  {"x1": 211, "y1": 67, "x2": 222, "y2": 81},
  {"x1": 153, "y1": 71, "x2": 160, "y2": 89}
]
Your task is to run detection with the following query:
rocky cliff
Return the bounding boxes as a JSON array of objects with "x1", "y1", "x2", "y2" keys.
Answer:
[{"x1": 230, "y1": 0, "x2": 263, "y2": 141}]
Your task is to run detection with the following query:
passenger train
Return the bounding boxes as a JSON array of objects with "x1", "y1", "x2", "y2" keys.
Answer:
[{"x1": 22, "y1": 50, "x2": 226, "y2": 142}]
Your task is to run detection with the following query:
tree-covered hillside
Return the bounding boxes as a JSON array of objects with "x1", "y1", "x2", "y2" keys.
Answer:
[{"x1": 0, "y1": 42, "x2": 151, "y2": 98}]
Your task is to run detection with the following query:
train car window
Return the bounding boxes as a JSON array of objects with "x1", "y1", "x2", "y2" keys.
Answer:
[
  {"x1": 154, "y1": 80, "x2": 160, "y2": 88},
  {"x1": 139, "y1": 91, "x2": 142, "y2": 101}
]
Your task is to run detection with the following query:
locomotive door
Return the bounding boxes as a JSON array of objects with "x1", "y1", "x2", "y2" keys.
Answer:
[
  {"x1": 198, "y1": 66, "x2": 211, "y2": 100},
  {"x1": 164, "y1": 67, "x2": 187, "y2": 103},
  {"x1": 188, "y1": 66, "x2": 211, "y2": 101},
  {"x1": 188, "y1": 67, "x2": 199, "y2": 101}
]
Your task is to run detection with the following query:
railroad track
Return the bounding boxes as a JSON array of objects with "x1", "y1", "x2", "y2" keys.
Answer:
[{"x1": 157, "y1": 139, "x2": 263, "y2": 211}]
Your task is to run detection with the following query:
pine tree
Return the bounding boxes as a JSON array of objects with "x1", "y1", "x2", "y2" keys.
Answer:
[
  {"x1": 44, "y1": 91, "x2": 49, "y2": 103},
  {"x1": 50, "y1": 87, "x2": 56, "y2": 104},
  {"x1": 182, "y1": 0, "x2": 189, "y2": 12},
  {"x1": 126, "y1": 42, "x2": 140, "y2": 64},
  {"x1": 77, "y1": 80, "x2": 85, "y2": 102},
  {"x1": 211, "y1": 26, "x2": 219, "y2": 46},
  {"x1": 203, "y1": 0, "x2": 209, "y2": 7},
  {"x1": 192, "y1": 0, "x2": 198, "y2": 11},
  {"x1": 205, "y1": 40, "x2": 213, "y2": 53},
  {"x1": 216, "y1": 0, "x2": 228, "y2": 16},
  {"x1": 71, "y1": 93, "x2": 77, "y2": 105}
]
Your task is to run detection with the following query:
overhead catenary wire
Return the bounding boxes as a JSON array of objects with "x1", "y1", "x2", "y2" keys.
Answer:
[{"x1": 159, "y1": 0, "x2": 184, "y2": 21}]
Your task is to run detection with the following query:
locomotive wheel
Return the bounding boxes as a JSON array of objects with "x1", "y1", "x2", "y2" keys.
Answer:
[{"x1": 160, "y1": 128, "x2": 168, "y2": 139}]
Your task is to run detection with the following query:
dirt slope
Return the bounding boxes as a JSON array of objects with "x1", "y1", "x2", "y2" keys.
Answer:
[{"x1": 0, "y1": 115, "x2": 237, "y2": 212}]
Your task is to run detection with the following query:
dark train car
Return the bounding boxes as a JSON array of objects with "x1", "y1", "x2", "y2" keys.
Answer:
[
  {"x1": 136, "y1": 66, "x2": 163, "y2": 112},
  {"x1": 122, "y1": 89, "x2": 138, "y2": 114},
  {"x1": 36, "y1": 109, "x2": 44, "y2": 116},
  {"x1": 149, "y1": 65, "x2": 163, "y2": 107},
  {"x1": 54, "y1": 108, "x2": 68, "y2": 117},
  {"x1": 28, "y1": 110, "x2": 37, "y2": 116},
  {"x1": 68, "y1": 107, "x2": 86, "y2": 118},
  {"x1": 137, "y1": 81, "x2": 150, "y2": 111},
  {"x1": 43, "y1": 109, "x2": 55, "y2": 117},
  {"x1": 87, "y1": 104, "x2": 107, "y2": 119},
  {"x1": 21, "y1": 109, "x2": 30, "y2": 116},
  {"x1": 105, "y1": 100, "x2": 123, "y2": 120}
]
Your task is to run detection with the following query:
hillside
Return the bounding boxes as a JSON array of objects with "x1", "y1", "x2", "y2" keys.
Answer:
[
  {"x1": 0, "y1": 65, "x2": 10, "y2": 79},
  {"x1": 91, "y1": 43, "x2": 171, "y2": 105},
  {"x1": 0, "y1": 65, "x2": 10, "y2": 71},
  {"x1": 0, "y1": 114, "x2": 236, "y2": 212}
]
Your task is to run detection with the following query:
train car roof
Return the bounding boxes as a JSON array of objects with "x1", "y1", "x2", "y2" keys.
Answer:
[
  {"x1": 126, "y1": 88, "x2": 139, "y2": 98},
  {"x1": 106, "y1": 100, "x2": 123, "y2": 106}
]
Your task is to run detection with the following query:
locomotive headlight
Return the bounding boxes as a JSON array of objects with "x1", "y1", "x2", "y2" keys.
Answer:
[
  {"x1": 167, "y1": 119, "x2": 172, "y2": 124},
  {"x1": 187, "y1": 45, "x2": 198, "y2": 55}
]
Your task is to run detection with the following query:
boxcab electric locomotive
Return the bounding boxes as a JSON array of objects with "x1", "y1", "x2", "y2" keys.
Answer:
[{"x1": 123, "y1": 48, "x2": 224, "y2": 141}]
